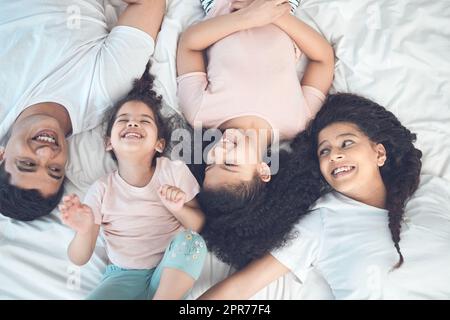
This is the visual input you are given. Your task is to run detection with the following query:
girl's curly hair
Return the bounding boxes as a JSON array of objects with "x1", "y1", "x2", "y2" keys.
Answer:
[
  {"x1": 197, "y1": 132, "x2": 323, "y2": 269},
  {"x1": 308, "y1": 93, "x2": 422, "y2": 269},
  {"x1": 104, "y1": 61, "x2": 173, "y2": 164}
]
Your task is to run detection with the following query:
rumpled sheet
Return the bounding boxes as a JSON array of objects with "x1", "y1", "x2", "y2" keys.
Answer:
[{"x1": 1, "y1": 0, "x2": 449, "y2": 299}]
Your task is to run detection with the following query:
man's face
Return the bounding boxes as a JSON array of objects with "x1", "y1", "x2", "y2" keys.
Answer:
[{"x1": 0, "y1": 114, "x2": 68, "y2": 197}]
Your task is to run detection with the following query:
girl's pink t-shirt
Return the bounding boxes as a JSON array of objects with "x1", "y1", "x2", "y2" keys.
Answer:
[
  {"x1": 84, "y1": 157, "x2": 200, "y2": 270},
  {"x1": 177, "y1": 0, "x2": 326, "y2": 140}
]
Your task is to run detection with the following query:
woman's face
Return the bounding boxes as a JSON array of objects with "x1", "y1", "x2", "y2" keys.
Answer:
[
  {"x1": 317, "y1": 122, "x2": 387, "y2": 197},
  {"x1": 203, "y1": 129, "x2": 269, "y2": 190},
  {"x1": 108, "y1": 101, "x2": 164, "y2": 160}
]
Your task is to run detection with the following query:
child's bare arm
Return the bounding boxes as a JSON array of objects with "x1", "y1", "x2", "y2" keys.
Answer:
[
  {"x1": 67, "y1": 225, "x2": 100, "y2": 266},
  {"x1": 274, "y1": 14, "x2": 334, "y2": 94},
  {"x1": 198, "y1": 253, "x2": 290, "y2": 299},
  {"x1": 176, "y1": 0, "x2": 291, "y2": 76},
  {"x1": 176, "y1": 10, "x2": 249, "y2": 76},
  {"x1": 60, "y1": 194, "x2": 100, "y2": 266},
  {"x1": 175, "y1": 198, "x2": 205, "y2": 232}
]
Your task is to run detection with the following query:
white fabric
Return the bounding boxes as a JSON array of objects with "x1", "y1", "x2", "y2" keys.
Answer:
[
  {"x1": 273, "y1": 182, "x2": 450, "y2": 299},
  {"x1": 0, "y1": 0, "x2": 154, "y2": 144},
  {"x1": 1, "y1": 0, "x2": 450, "y2": 299}
]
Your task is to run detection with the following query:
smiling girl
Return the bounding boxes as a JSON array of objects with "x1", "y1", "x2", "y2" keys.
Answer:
[{"x1": 59, "y1": 64, "x2": 207, "y2": 300}]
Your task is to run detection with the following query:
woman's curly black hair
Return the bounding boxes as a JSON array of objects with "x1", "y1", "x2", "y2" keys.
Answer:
[
  {"x1": 308, "y1": 93, "x2": 422, "y2": 269},
  {"x1": 197, "y1": 132, "x2": 323, "y2": 269},
  {"x1": 104, "y1": 61, "x2": 173, "y2": 164}
]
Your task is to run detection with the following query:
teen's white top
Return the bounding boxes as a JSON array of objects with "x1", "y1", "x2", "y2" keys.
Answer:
[{"x1": 272, "y1": 186, "x2": 450, "y2": 299}]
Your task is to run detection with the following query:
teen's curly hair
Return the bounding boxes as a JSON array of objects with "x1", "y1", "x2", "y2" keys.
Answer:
[
  {"x1": 104, "y1": 61, "x2": 173, "y2": 165},
  {"x1": 308, "y1": 93, "x2": 422, "y2": 269},
  {"x1": 197, "y1": 132, "x2": 323, "y2": 269}
]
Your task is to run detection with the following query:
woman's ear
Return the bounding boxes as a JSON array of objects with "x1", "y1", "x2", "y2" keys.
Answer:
[
  {"x1": 376, "y1": 143, "x2": 387, "y2": 167},
  {"x1": 105, "y1": 138, "x2": 113, "y2": 151},
  {"x1": 258, "y1": 162, "x2": 272, "y2": 183},
  {"x1": 156, "y1": 139, "x2": 166, "y2": 153}
]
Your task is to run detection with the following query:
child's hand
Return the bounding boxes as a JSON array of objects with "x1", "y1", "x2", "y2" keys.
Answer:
[
  {"x1": 59, "y1": 194, "x2": 95, "y2": 235},
  {"x1": 239, "y1": 0, "x2": 291, "y2": 28},
  {"x1": 158, "y1": 185, "x2": 186, "y2": 213}
]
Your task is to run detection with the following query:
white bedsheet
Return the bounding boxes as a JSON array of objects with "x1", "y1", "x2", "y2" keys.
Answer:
[{"x1": 1, "y1": 0, "x2": 449, "y2": 299}]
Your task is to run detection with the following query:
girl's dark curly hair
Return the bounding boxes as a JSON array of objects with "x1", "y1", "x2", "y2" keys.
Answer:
[
  {"x1": 308, "y1": 93, "x2": 422, "y2": 269},
  {"x1": 197, "y1": 132, "x2": 323, "y2": 269},
  {"x1": 104, "y1": 61, "x2": 172, "y2": 164}
]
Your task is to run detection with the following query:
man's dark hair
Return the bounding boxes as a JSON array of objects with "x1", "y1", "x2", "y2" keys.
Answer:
[{"x1": 0, "y1": 162, "x2": 64, "y2": 221}]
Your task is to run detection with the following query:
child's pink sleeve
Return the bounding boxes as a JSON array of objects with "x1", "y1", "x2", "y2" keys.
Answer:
[
  {"x1": 302, "y1": 85, "x2": 327, "y2": 120},
  {"x1": 168, "y1": 159, "x2": 200, "y2": 203},
  {"x1": 177, "y1": 72, "x2": 208, "y2": 125},
  {"x1": 83, "y1": 180, "x2": 106, "y2": 225},
  {"x1": 179, "y1": 165, "x2": 201, "y2": 203}
]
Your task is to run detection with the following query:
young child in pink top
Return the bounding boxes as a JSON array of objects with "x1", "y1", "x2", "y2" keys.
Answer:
[
  {"x1": 59, "y1": 63, "x2": 207, "y2": 300},
  {"x1": 176, "y1": 0, "x2": 334, "y2": 268}
]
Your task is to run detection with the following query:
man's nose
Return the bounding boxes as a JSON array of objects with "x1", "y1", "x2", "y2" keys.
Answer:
[{"x1": 35, "y1": 146, "x2": 55, "y2": 160}]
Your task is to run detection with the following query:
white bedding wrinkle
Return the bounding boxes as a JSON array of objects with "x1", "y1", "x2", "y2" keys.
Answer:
[{"x1": 1, "y1": 0, "x2": 449, "y2": 299}]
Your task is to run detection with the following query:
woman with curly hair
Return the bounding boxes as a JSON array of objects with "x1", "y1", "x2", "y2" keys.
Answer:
[
  {"x1": 177, "y1": 0, "x2": 334, "y2": 269},
  {"x1": 198, "y1": 93, "x2": 423, "y2": 299},
  {"x1": 197, "y1": 130, "x2": 324, "y2": 269}
]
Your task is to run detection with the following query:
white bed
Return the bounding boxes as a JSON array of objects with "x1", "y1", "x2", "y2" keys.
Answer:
[{"x1": 1, "y1": 0, "x2": 449, "y2": 299}]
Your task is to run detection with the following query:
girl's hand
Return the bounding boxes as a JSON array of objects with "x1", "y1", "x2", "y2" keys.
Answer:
[
  {"x1": 238, "y1": 0, "x2": 291, "y2": 29},
  {"x1": 59, "y1": 194, "x2": 95, "y2": 235},
  {"x1": 158, "y1": 185, "x2": 186, "y2": 213}
]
